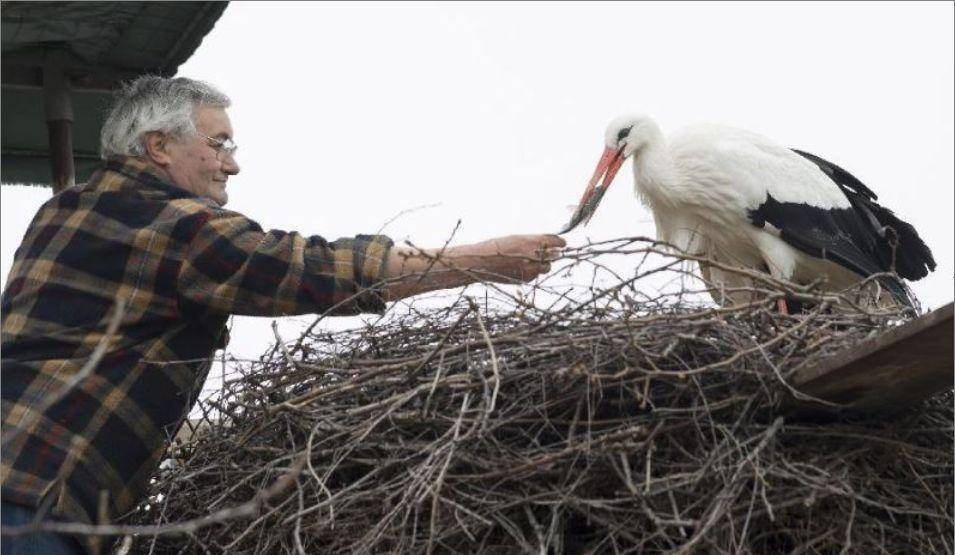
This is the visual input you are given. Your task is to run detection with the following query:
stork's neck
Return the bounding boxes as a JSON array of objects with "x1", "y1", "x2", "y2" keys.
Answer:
[{"x1": 632, "y1": 136, "x2": 678, "y2": 209}]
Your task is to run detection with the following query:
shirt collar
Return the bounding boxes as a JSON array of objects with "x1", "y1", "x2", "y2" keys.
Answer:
[{"x1": 96, "y1": 155, "x2": 203, "y2": 201}]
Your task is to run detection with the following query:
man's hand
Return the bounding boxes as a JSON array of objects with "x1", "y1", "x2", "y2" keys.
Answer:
[
  {"x1": 462, "y1": 234, "x2": 566, "y2": 283},
  {"x1": 381, "y1": 234, "x2": 566, "y2": 301}
]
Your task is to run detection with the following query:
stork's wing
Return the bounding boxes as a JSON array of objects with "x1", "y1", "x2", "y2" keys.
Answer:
[
  {"x1": 748, "y1": 192, "x2": 885, "y2": 277},
  {"x1": 791, "y1": 150, "x2": 936, "y2": 281},
  {"x1": 749, "y1": 193, "x2": 914, "y2": 306},
  {"x1": 747, "y1": 149, "x2": 935, "y2": 307}
]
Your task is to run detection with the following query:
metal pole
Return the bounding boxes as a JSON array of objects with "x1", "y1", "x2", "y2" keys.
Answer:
[{"x1": 43, "y1": 48, "x2": 75, "y2": 193}]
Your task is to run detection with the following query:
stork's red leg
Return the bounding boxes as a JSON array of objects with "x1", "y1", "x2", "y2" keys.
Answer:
[{"x1": 776, "y1": 298, "x2": 789, "y2": 315}]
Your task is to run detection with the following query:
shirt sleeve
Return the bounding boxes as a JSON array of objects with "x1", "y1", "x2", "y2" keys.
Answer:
[{"x1": 175, "y1": 206, "x2": 393, "y2": 317}]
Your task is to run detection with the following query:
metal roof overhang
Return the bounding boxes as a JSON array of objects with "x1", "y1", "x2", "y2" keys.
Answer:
[{"x1": 1, "y1": 1, "x2": 228, "y2": 188}]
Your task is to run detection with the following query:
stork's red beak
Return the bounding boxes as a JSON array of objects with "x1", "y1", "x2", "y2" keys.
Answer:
[{"x1": 559, "y1": 145, "x2": 627, "y2": 234}]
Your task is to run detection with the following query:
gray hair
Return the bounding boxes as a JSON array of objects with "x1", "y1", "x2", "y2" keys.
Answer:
[{"x1": 100, "y1": 75, "x2": 231, "y2": 158}]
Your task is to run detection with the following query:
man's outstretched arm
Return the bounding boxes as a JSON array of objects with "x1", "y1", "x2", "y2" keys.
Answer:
[{"x1": 381, "y1": 234, "x2": 565, "y2": 301}]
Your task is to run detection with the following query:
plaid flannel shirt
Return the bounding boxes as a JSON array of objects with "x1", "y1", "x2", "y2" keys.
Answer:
[{"x1": 1, "y1": 156, "x2": 392, "y2": 552}]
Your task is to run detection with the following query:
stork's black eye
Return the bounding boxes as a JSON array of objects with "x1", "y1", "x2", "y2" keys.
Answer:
[{"x1": 616, "y1": 126, "x2": 633, "y2": 142}]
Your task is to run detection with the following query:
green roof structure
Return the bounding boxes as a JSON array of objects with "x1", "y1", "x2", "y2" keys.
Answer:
[{"x1": 1, "y1": 1, "x2": 228, "y2": 190}]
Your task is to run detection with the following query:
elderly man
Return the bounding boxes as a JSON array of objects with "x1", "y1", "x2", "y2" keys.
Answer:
[{"x1": 0, "y1": 76, "x2": 564, "y2": 554}]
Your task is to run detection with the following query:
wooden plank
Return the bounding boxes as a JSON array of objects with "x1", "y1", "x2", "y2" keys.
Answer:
[
  {"x1": 42, "y1": 49, "x2": 75, "y2": 193},
  {"x1": 46, "y1": 120, "x2": 75, "y2": 193},
  {"x1": 788, "y1": 302, "x2": 953, "y2": 417}
]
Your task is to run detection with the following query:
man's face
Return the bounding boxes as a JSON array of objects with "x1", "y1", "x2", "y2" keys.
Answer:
[{"x1": 164, "y1": 107, "x2": 240, "y2": 206}]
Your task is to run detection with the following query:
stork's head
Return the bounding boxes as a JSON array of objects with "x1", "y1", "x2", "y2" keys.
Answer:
[
  {"x1": 604, "y1": 114, "x2": 661, "y2": 157},
  {"x1": 559, "y1": 114, "x2": 658, "y2": 234}
]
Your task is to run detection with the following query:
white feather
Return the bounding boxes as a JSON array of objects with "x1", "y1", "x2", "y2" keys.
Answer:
[{"x1": 667, "y1": 123, "x2": 850, "y2": 210}]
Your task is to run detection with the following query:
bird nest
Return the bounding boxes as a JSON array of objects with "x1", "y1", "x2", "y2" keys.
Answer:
[{"x1": 121, "y1": 238, "x2": 952, "y2": 554}]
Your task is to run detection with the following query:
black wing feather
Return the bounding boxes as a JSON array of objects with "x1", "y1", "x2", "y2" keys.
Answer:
[
  {"x1": 747, "y1": 150, "x2": 936, "y2": 307},
  {"x1": 791, "y1": 149, "x2": 879, "y2": 200},
  {"x1": 792, "y1": 149, "x2": 936, "y2": 280}
]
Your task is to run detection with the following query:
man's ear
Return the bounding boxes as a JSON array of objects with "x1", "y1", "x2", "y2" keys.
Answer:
[{"x1": 144, "y1": 132, "x2": 173, "y2": 166}]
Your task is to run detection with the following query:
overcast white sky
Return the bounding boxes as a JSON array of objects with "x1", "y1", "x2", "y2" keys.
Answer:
[{"x1": 2, "y1": 2, "x2": 953, "y2": 364}]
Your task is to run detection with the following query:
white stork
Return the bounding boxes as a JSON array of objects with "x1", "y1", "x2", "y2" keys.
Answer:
[{"x1": 561, "y1": 115, "x2": 936, "y2": 312}]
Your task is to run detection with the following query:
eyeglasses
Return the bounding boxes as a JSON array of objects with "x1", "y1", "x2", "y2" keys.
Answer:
[{"x1": 199, "y1": 134, "x2": 238, "y2": 159}]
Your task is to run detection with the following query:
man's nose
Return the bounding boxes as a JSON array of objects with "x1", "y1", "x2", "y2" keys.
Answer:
[{"x1": 222, "y1": 156, "x2": 240, "y2": 175}]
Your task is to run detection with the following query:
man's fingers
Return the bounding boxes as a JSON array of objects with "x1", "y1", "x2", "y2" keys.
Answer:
[
  {"x1": 476, "y1": 234, "x2": 565, "y2": 282},
  {"x1": 542, "y1": 234, "x2": 567, "y2": 248},
  {"x1": 538, "y1": 235, "x2": 566, "y2": 261},
  {"x1": 535, "y1": 245, "x2": 563, "y2": 262}
]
